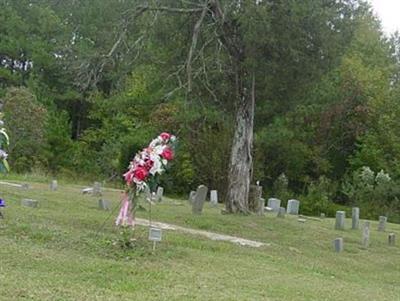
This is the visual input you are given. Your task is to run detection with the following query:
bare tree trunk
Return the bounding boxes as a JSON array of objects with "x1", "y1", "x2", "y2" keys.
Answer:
[{"x1": 225, "y1": 74, "x2": 255, "y2": 213}]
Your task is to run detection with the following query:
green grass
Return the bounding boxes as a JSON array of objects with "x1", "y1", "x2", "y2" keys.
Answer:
[{"x1": 1, "y1": 179, "x2": 400, "y2": 300}]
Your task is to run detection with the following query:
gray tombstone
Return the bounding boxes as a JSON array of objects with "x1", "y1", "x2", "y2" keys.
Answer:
[
  {"x1": 287, "y1": 199, "x2": 300, "y2": 215},
  {"x1": 156, "y1": 187, "x2": 164, "y2": 202},
  {"x1": 388, "y1": 233, "x2": 396, "y2": 246},
  {"x1": 352, "y1": 207, "x2": 360, "y2": 230},
  {"x1": 21, "y1": 199, "x2": 38, "y2": 208},
  {"x1": 335, "y1": 211, "x2": 346, "y2": 230},
  {"x1": 93, "y1": 182, "x2": 102, "y2": 196},
  {"x1": 189, "y1": 191, "x2": 196, "y2": 204},
  {"x1": 362, "y1": 221, "x2": 370, "y2": 249},
  {"x1": 210, "y1": 190, "x2": 218, "y2": 207},
  {"x1": 98, "y1": 199, "x2": 111, "y2": 210},
  {"x1": 277, "y1": 207, "x2": 286, "y2": 218},
  {"x1": 320, "y1": 213, "x2": 326, "y2": 219},
  {"x1": 267, "y1": 198, "x2": 281, "y2": 212},
  {"x1": 334, "y1": 238, "x2": 344, "y2": 253},
  {"x1": 192, "y1": 185, "x2": 208, "y2": 215},
  {"x1": 378, "y1": 216, "x2": 387, "y2": 232}
]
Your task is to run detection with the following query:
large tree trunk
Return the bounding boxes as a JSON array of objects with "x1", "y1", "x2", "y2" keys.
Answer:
[{"x1": 225, "y1": 74, "x2": 255, "y2": 213}]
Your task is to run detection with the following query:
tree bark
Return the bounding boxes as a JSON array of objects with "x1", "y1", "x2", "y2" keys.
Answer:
[{"x1": 225, "y1": 74, "x2": 255, "y2": 213}]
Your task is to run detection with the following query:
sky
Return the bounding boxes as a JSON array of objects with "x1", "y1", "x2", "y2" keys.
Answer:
[{"x1": 369, "y1": 0, "x2": 400, "y2": 34}]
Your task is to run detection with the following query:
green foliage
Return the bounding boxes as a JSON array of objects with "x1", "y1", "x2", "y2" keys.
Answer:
[{"x1": 3, "y1": 87, "x2": 47, "y2": 172}]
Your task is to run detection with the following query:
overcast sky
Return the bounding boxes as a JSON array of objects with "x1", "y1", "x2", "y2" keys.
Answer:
[{"x1": 369, "y1": 0, "x2": 400, "y2": 34}]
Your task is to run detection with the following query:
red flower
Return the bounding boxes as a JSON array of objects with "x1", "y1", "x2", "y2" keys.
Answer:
[
  {"x1": 134, "y1": 167, "x2": 149, "y2": 181},
  {"x1": 160, "y1": 132, "x2": 171, "y2": 141},
  {"x1": 161, "y1": 147, "x2": 174, "y2": 161}
]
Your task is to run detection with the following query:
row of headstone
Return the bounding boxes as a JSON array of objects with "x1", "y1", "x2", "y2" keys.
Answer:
[
  {"x1": 266, "y1": 198, "x2": 300, "y2": 215},
  {"x1": 335, "y1": 230, "x2": 396, "y2": 252},
  {"x1": 335, "y1": 209, "x2": 389, "y2": 232}
]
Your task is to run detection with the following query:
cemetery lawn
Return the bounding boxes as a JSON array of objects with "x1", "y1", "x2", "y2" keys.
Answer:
[{"x1": 1, "y1": 179, "x2": 400, "y2": 301}]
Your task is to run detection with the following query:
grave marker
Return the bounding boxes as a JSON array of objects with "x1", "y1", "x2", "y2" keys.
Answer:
[
  {"x1": 267, "y1": 198, "x2": 281, "y2": 212},
  {"x1": 378, "y1": 216, "x2": 387, "y2": 232},
  {"x1": 189, "y1": 191, "x2": 196, "y2": 204},
  {"x1": 192, "y1": 185, "x2": 208, "y2": 215},
  {"x1": 352, "y1": 207, "x2": 359, "y2": 230},
  {"x1": 362, "y1": 221, "x2": 370, "y2": 249},
  {"x1": 50, "y1": 180, "x2": 58, "y2": 191},
  {"x1": 21, "y1": 199, "x2": 38, "y2": 208},
  {"x1": 333, "y1": 238, "x2": 344, "y2": 253},
  {"x1": 335, "y1": 211, "x2": 345, "y2": 230},
  {"x1": 277, "y1": 207, "x2": 286, "y2": 218},
  {"x1": 388, "y1": 233, "x2": 396, "y2": 246},
  {"x1": 156, "y1": 187, "x2": 164, "y2": 202},
  {"x1": 148, "y1": 227, "x2": 162, "y2": 251},
  {"x1": 287, "y1": 199, "x2": 300, "y2": 215},
  {"x1": 98, "y1": 199, "x2": 111, "y2": 210},
  {"x1": 210, "y1": 190, "x2": 218, "y2": 207}
]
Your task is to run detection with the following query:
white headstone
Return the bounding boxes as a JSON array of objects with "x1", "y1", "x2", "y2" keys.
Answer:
[
  {"x1": 210, "y1": 190, "x2": 218, "y2": 206},
  {"x1": 277, "y1": 207, "x2": 286, "y2": 218},
  {"x1": 156, "y1": 187, "x2": 164, "y2": 202},
  {"x1": 287, "y1": 199, "x2": 300, "y2": 215},
  {"x1": 189, "y1": 191, "x2": 196, "y2": 203},
  {"x1": 267, "y1": 198, "x2": 281, "y2": 212},
  {"x1": 50, "y1": 180, "x2": 58, "y2": 191},
  {"x1": 93, "y1": 182, "x2": 102, "y2": 196},
  {"x1": 352, "y1": 207, "x2": 359, "y2": 230},
  {"x1": 335, "y1": 211, "x2": 345, "y2": 230},
  {"x1": 82, "y1": 187, "x2": 93, "y2": 194}
]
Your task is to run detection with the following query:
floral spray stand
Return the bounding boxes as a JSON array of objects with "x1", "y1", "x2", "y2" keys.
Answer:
[{"x1": 115, "y1": 133, "x2": 176, "y2": 250}]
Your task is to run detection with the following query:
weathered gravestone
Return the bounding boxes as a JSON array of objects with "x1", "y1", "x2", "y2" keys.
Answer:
[
  {"x1": 352, "y1": 207, "x2": 360, "y2": 230},
  {"x1": 210, "y1": 190, "x2": 218, "y2": 207},
  {"x1": 378, "y1": 216, "x2": 387, "y2": 232},
  {"x1": 82, "y1": 187, "x2": 93, "y2": 194},
  {"x1": 333, "y1": 238, "x2": 344, "y2": 253},
  {"x1": 267, "y1": 198, "x2": 281, "y2": 212},
  {"x1": 189, "y1": 191, "x2": 196, "y2": 204},
  {"x1": 335, "y1": 211, "x2": 345, "y2": 230},
  {"x1": 21, "y1": 199, "x2": 38, "y2": 208},
  {"x1": 287, "y1": 199, "x2": 300, "y2": 215},
  {"x1": 362, "y1": 221, "x2": 370, "y2": 249},
  {"x1": 192, "y1": 185, "x2": 208, "y2": 215},
  {"x1": 277, "y1": 207, "x2": 286, "y2": 218},
  {"x1": 320, "y1": 213, "x2": 326, "y2": 219},
  {"x1": 249, "y1": 185, "x2": 264, "y2": 214},
  {"x1": 156, "y1": 187, "x2": 164, "y2": 202},
  {"x1": 93, "y1": 182, "x2": 102, "y2": 196},
  {"x1": 98, "y1": 199, "x2": 111, "y2": 210},
  {"x1": 50, "y1": 180, "x2": 58, "y2": 191},
  {"x1": 388, "y1": 233, "x2": 396, "y2": 246}
]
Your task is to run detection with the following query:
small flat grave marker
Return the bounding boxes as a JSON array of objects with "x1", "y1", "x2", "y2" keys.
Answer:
[
  {"x1": 98, "y1": 199, "x2": 111, "y2": 210},
  {"x1": 148, "y1": 227, "x2": 162, "y2": 251},
  {"x1": 21, "y1": 199, "x2": 38, "y2": 208}
]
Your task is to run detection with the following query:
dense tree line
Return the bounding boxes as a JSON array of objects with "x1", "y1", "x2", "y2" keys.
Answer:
[{"x1": 2, "y1": 0, "x2": 400, "y2": 220}]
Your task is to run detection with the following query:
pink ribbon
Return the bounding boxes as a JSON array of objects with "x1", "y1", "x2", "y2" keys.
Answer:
[{"x1": 115, "y1": 194, "x2": 134, "y2": 227}]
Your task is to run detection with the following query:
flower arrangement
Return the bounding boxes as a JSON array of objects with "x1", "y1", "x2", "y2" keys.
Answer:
[
  {"x1": 116, "y1": 132, "x2": 176, "y2": 227},
  {"x1": 0, "y1": 115, "x2": 9, "y2": 173}
]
